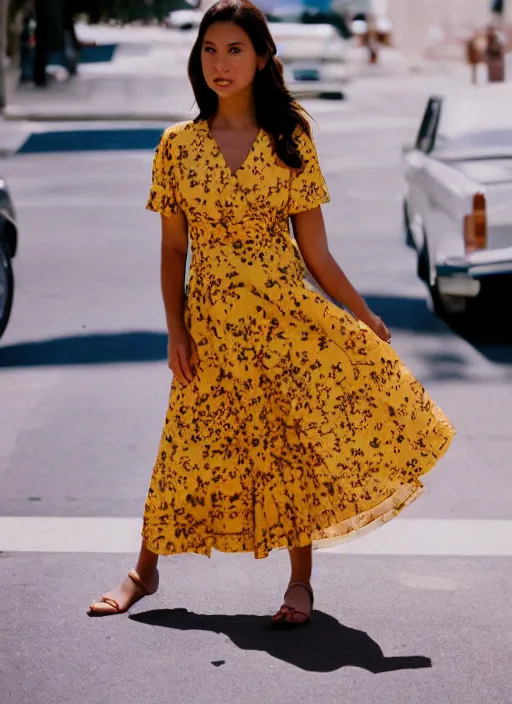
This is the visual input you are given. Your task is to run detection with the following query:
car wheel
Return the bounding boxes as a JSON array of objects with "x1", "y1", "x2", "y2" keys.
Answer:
[
  {"x1": 418, "y1": 240, "x2": 470, "y2": 320},
  {"x1": 403, "y1": 200, "x2": 415, "y2": 248},
  {"x1": 0, "y1": 240, "x2": 14, "y2": 341},
  {"x1": 417, "y1": 239, "x2": 429, "y2": 283}
]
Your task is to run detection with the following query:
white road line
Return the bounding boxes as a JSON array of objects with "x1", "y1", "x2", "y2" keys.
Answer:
[
  {"x1": 317, "y1": 519, "x2": 512, "y2": 556},
  {"x1": 0, "y1": 518, "x2": 143, "y2": 553},
  {"x1": 0, "y1": 518, "x2": 512, "y2": 555}
]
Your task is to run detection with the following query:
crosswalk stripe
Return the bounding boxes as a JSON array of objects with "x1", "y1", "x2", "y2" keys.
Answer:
[{"x1": 0, "y1": 518, "x2": 511, "y2": 555}]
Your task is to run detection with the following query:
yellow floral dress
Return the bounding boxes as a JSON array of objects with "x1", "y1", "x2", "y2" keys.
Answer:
[{"x1": 142, "y1": 119, "x2": 455, "y2": 559}]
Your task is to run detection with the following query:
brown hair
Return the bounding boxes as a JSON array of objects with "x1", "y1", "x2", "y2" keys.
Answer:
[{"x1": 187, "y1": 0, "x2": 311, "y2": 169}]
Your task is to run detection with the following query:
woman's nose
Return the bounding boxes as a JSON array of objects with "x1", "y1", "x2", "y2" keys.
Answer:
[{"x1": 214, "y1": 58, "x2": 229, "y2": 73}]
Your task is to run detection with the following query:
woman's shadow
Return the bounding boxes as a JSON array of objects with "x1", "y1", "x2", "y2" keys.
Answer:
[{"x1": 130, "y1": 609, "x2": 431, "y2": 673}]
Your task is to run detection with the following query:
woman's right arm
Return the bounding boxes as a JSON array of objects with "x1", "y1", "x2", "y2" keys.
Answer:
[{"x1": 160, "y1": 210, "x2": 197, "y2": 385}]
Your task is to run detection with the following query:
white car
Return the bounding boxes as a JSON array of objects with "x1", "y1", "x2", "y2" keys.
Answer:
[
  {"x1": 165, "y1": 9, "x2": 203, "y2": 30},
  {"x1": 0, "y1": 178, "x2": 18, "y2": 341},
  {"x1": 404, "y1": 85, "x2": 512, "y2": 323},
  {"x1": 270, "y1": 22, "x2": 348, "y2": 63},
  {"x1": 164, "y1": 11, "x2": 347, "y2": 62}
]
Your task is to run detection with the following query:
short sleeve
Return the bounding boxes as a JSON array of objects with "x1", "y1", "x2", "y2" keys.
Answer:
[
  {"x1": 146, "y1": 127, "x2": 181, "y2": 217},
  {"x1": 288, "y1": 129, "x2": 330, "y2": 215}
]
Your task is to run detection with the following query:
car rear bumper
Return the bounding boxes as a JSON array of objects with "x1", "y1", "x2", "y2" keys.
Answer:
[{"x1": 436, "y1": 249, "x2": 512, "y2": 296}]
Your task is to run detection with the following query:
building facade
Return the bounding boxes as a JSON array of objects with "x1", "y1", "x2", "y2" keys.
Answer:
[{"x1": 375, "y1": 0, "x2": 494, "y2": 61}]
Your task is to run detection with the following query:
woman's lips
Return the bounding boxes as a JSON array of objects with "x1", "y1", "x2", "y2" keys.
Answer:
[{"x1": 214, "y1": 78, "x2": 232, "y2": 87}]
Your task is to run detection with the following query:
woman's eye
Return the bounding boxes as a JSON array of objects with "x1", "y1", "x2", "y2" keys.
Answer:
[
  {"x1": 230, "y1": 47, "x2": 241, "y2": 54},
  {"x1": 203, "y1": 47, "x2": 215, "y2": 53}
]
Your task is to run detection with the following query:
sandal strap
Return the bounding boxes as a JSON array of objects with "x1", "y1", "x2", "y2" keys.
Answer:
[
  {"x1": 127, "y1": 569, "x2": 150, "y2": 595},
  {"x1": 285, "y1": 608, "x2": 310, "y2": 619},
  {"x1": 285, "y1": 581, "x2": 314, "y2": 606},
  {"x1": 271, "y1": 605, "x2": 294, "y2": 621},
  {"x1": 100, "y1": 597, "x2": 121, "y2": 611},
  {"x1": 274, "y1": 582, "x2": 314, "y2": 622},
  {"x1": 271, "y1": 604, "x2": 311, "y2": 626},
  {"x1": 275, "y1": 605, "x2": 310, "y2": 618}
]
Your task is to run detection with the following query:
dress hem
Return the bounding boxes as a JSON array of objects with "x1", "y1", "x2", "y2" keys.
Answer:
[
  {"x1": 141, "y1": 429, "x2": 453, "y2": 559},
  {"x1": 141, "y1": 481, "x2": 425, "y2": 559}
]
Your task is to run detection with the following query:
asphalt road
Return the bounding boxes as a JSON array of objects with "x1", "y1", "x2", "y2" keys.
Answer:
[{"x1": 1, "y1": 71, "x2": 511, "y2": 704}]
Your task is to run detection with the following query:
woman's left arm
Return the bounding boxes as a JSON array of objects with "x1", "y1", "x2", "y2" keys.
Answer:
[{"x1": 292, "y1": 207, "x2": 391, "y2": 342}]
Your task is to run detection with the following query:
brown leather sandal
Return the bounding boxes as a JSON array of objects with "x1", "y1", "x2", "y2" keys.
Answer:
[
  {"x1": 270, "y1": 581, "x2": 314, "y2": 630},
  {"x1": 87, "y1": 568, "x2": 158, "y2": 617}
]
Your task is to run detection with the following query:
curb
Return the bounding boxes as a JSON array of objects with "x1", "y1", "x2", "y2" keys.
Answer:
[
  {"x1": 0, "y1": 111, "x2": 192, "y2": 156},
  {"x1": 1, "y1": 95, "x2": 344, "y2": 124},
  {"x1": 1, "y1": 110, "x2": 194, "y2": 123},
  {"x1": 1, "y1": 79, "x2": 345, "y2": 126},
  {"x1": 288, "y1": 81, "x2": 345, "y2": 99}
]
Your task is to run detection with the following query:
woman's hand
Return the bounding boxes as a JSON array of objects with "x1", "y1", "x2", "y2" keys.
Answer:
[
  {"x1": 361, "y1": 311, "x2": 392, "y2": 344},
  {"x1": 167, "y1": 323, "x2": 199, "y2": 385}
]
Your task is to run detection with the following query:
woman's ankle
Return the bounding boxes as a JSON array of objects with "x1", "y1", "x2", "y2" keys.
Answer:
[
  {"x1": 135, "y1": 561, "x2": 158, "y2": 577},
  {"x1": 288, "y1": 544, "x2": 312, "y2": 586},
  {"x1": 289, "y1": 572, "x2": 312, "y2": 589},
  {"x1": 136, "y1": 540, "x2": 159, "y2": 576}
]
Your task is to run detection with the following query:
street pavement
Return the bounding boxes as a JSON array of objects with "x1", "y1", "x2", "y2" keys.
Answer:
[{"x1": 1, "y1": 32, "x2": 512, "y2": 704}]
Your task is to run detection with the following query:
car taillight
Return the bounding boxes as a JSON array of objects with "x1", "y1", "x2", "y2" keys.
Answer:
[{"x1": 464, "y1": 192, "x2": 487, "y2": 253}]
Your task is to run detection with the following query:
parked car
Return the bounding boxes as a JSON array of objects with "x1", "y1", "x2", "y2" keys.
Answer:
[
  {"x1": 165, "y1": 9, "x2": 203, "y2": 30},
  {"x1": 403, "y1": 85, "x2": 512, "y2": 323},
  {"x1": 0, "y1": 179, "x2": 18, "y2": 341},
  {"x1": 271, "y1": 22, "x2": 348, "y2": 62},
  {"x1": 164, "y1": 9, "x2": 348, "y2": 63}
]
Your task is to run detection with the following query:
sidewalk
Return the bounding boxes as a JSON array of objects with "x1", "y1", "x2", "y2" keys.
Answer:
[
  {"x1": 2, "y1": 22, "x2": 351, "y2": 121},
  {"x1": 3, "y1": 27, "x2": 196, "y2": 123}
]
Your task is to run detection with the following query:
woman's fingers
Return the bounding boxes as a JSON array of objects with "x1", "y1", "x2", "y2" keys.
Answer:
[
  {"x1": 176, "y1": 344, "x2": 195, "y2": 384},
  {"x1": 380, "y1": 321, "x2": 392, "y2": 343},
  {"x1": 370, "y1": 317, "x2": 391, "y2": 344},
  {"x1": 168, "y1": 334, "x2": 200, "y2": 386},
  {"x1": 190, "y1": 338, "x2": 200, "y2": 370},
  {"x1": 169, "y1": 348, "x2": 187, "y2": 385}
]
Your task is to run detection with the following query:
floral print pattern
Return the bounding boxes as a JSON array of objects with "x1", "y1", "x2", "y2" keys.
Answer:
[{"x1": 142, "y1": 119, "x2": 455, "y2": 559}]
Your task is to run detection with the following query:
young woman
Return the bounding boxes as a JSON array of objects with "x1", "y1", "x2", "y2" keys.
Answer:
[{"x1": 88, "y1": 0, "x2": 455, "y2": 627}]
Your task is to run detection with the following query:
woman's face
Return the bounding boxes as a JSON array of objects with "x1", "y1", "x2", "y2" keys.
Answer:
[{"x1": 201, "y1": 21, "x2": 265, "y2": 99}]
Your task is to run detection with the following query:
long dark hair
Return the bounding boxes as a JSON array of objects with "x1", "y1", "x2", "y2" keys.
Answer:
[{"x1": 188, "y1": 0, "x2": 311, "y2": 169}]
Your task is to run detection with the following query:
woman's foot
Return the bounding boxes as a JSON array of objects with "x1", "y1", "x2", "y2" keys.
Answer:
[
  {"x1": 87, "y1": 568, "x2": 159, "y2": 617},
  {"x1": 270, "y1": 581, "x2": 314, "y2": 629}
]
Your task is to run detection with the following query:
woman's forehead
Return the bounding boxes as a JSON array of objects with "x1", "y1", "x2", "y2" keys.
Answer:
[{"x1": 203, "y1": 22, "x2": 250, "y2": 44}]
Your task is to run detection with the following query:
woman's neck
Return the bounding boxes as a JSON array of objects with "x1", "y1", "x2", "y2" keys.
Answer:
[{"x1": 212, "y1": 90, "x2": 258, "y2": 131}]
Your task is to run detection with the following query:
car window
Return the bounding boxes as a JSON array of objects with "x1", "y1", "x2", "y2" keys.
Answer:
[
  {"x1": 435, "y1": 90, "x2": 512, "y2": 154},
  {"x1": 416, "y1": 98, "x2": 442, "y2": 154}
]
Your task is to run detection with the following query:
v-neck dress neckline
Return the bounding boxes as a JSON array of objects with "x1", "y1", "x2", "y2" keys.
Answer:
[{"x1": 200, "y1": 119, "x2": 263, "y2": 181}]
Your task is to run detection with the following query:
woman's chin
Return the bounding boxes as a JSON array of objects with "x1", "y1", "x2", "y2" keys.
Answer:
[{"x1": 212, "y1": 85, "x2": 237, "y2": 97}]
